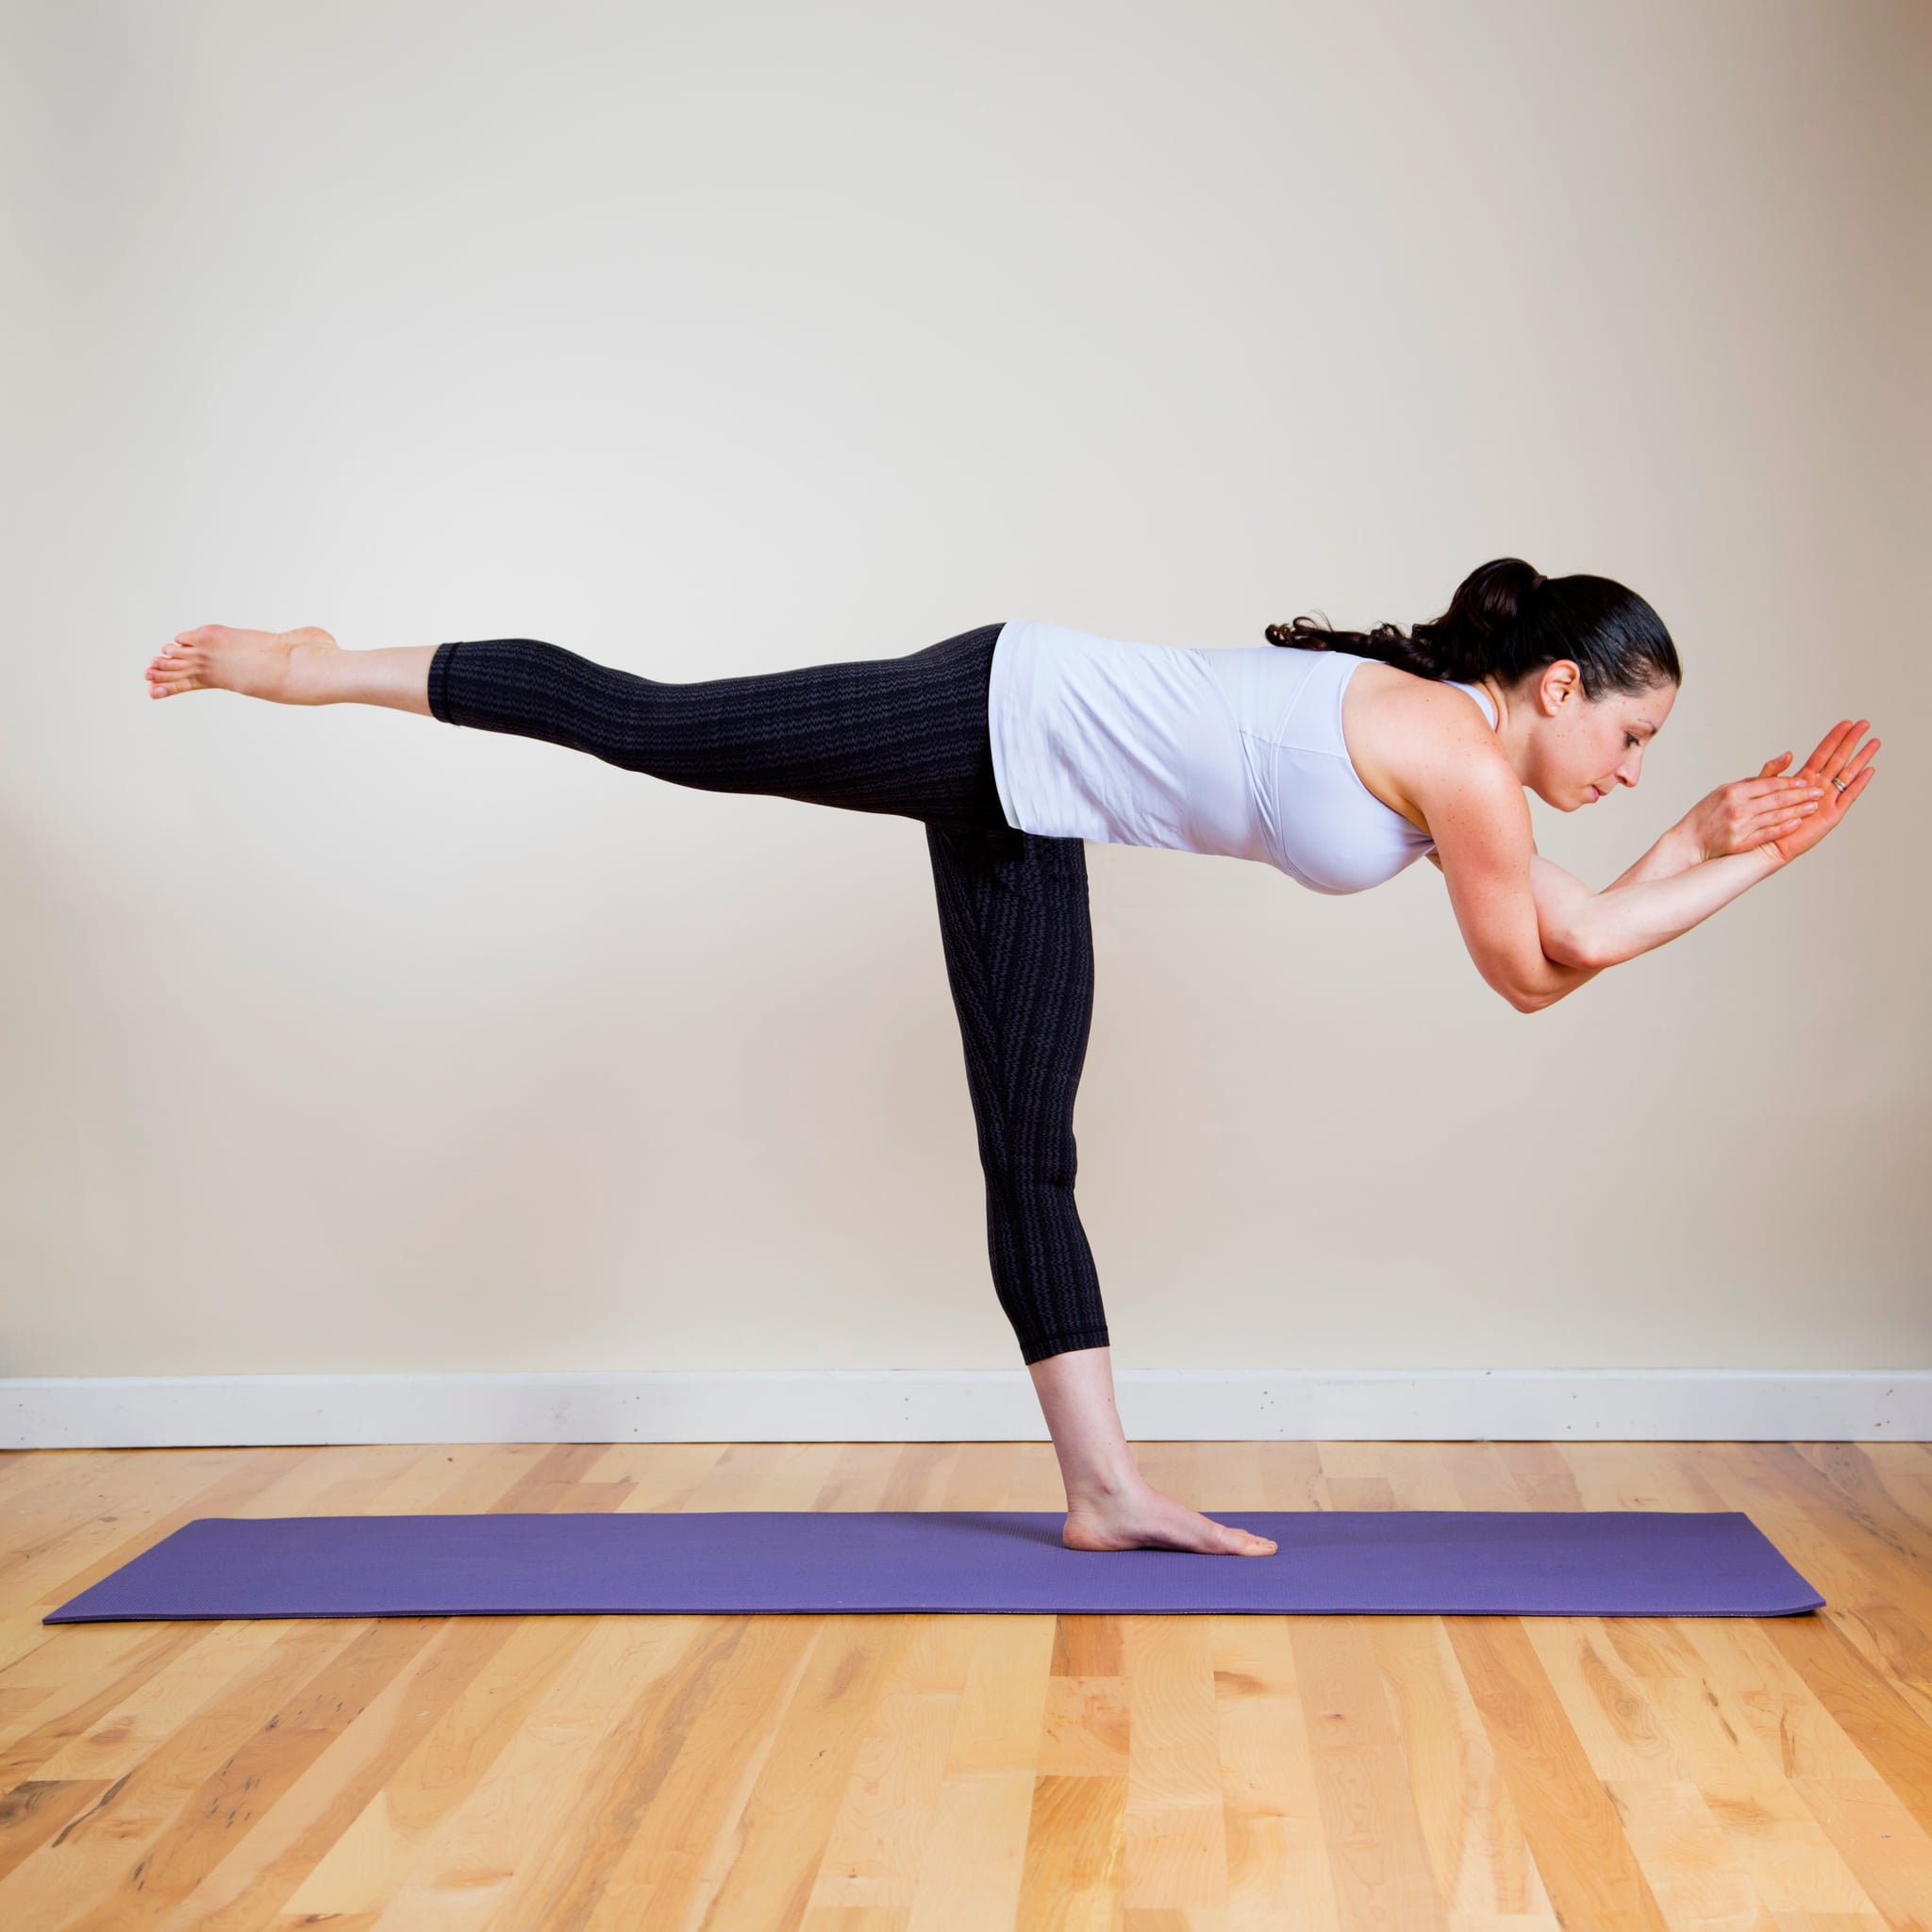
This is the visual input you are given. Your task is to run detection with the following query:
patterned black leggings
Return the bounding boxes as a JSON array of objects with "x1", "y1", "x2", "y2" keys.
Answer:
[{"x1": 426, "y1": 623, "x2": 1108, "y2": 1366}]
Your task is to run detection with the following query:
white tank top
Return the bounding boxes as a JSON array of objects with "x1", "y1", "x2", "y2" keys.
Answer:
[{"x1": 986, "y1": 619, "x2": 1499, "y2": 894}]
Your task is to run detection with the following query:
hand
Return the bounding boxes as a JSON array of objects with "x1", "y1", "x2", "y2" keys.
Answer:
[
  {"x1": 1674, "y1": 754, "x2": 1832, "y2": 861},
  {"x1": 1760, "y1": 719, "x2": 1878, "y2": 865}
]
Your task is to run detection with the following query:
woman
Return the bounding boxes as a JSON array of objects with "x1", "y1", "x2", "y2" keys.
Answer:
[{"x1": 144, "y1": 558, "x2": 1878, "y2": 1558}]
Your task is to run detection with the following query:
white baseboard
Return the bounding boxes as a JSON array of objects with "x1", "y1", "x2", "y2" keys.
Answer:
[{"x1": 2, "y1": 1369, "x2": 1926, "y2": 1450}]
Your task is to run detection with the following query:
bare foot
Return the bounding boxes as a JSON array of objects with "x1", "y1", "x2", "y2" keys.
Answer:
[
  {"x1": 1062, "y1": 1482, "x2": 1278, "y2": 1556},
  {"x1": 145, "y1": 625, "x2": 340, "y2": 705}
]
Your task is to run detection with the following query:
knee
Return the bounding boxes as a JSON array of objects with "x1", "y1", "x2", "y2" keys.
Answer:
[{"x1": 983, "y1": 1129, "x2": 1079, "y2": 1197}]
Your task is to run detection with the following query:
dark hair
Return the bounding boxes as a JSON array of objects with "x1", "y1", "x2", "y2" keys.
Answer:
[{"x1": 1264, "y1": 556, "x2": 1681, "y2": 699}]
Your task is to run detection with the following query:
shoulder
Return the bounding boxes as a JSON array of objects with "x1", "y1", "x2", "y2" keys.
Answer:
[
  {"x1": 1407, "y1": 708, "x2": 1531, "y2": 874},
  {"x1": 1348, "y1": 659, "x2": 1481, "y2": 722},
  {"x1": 1374, "y1": 670, "x2": 1508, "y2": 774},
  {"x1": 1348, "y1": 663, "x2": 1515, "y2": 825},
  {"x1": 1376, "y1": 664, "x2": 1492, "y2": 728}
]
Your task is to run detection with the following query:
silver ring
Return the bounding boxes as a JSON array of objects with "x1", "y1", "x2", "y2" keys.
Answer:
[{"x1": 1831, "y1": 775, "x2": 1848, "y2": 792}]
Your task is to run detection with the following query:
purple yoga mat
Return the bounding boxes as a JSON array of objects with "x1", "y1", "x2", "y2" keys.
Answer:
[{"x1": 42, "y1": 1509, "x2": 1823, "y2": 1621}]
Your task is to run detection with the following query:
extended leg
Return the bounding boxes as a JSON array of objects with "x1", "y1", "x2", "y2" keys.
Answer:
[
  {"x1": 426, "y1": 626, "x2": 1008, "y2": 834},
  {"x1": 146, "y1": 622, "x2": 1011, "y2": 837}
]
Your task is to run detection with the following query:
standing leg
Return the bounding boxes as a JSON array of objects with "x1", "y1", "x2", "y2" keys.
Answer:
[
  {"x1": 924, "y1": 821, "x2": 1108, "y2": 1365},
  {"x1": 925, "y1": 820, "x2": 1277, "y2": 1557}
]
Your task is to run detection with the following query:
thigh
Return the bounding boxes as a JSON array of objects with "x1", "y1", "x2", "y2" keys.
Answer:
[
  {"x1": 429, "y1": 622, "x2": 1011, "y2": 835},
  {"x1": 679, "y1": 621, "x2": 1011, "y2": 832}
]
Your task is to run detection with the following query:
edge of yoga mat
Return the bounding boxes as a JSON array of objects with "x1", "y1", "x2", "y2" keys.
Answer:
[{"x1": 43, "y1": 1509, "x2": 1825, "y2": 1623}]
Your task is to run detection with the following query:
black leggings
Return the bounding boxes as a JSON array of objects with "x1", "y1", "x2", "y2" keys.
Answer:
[{"x1": 426, "y1": 624, "x2": 1109, "y2": 1365}]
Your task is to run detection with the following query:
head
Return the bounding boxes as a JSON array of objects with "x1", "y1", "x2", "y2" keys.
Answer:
[{"x1": 1265, "y1": 557, "x2": 1681, "y2": 809}]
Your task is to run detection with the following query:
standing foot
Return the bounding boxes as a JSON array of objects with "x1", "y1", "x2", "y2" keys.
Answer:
[
  {"x1": 1062, "y1": 1481, "x2": 1278, "y2": 1556},
  {"x1": 145, "y1": 625, "x2": 340, "y2": 705}
]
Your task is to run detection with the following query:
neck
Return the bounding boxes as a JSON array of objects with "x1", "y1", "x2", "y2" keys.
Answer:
[{"x1": 1474, "y1": 678, "x2": 1536, "y2": 789}]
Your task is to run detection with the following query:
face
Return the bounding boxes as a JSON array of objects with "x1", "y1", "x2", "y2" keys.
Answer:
[{"x1": 1517, "y1": 660, "x2": 1676, "y2": 809}]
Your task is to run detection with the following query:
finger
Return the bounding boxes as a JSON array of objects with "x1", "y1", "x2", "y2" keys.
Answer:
[
  {"x1": 1827, "y1": 721, "x2": 1871, "y2": 777},
  {"x1": 1815, "y1": 766, "x2": 1874, "y2": 817},
  {"x1": 1814, "y1": 720, "x2": 1867, "y2": 778},
  {"x1": 1757, "y1": 752, "x2": 1793, "y2": 777},
  {"x1": 1838, "y1": 735, "x2": 1879, "y2": 783},
  {"x1": 1751, "y1": 798, "x2": 1820, "y2": 825},
  {"x1": 1732, "y1": 778, "x2": 1819, "y2": 814},
  {"x1": 1813, "y1": 758, "x2": 1876, "y2": 813},
  {"x1": 1745, "y1": 787, "x2": 1818, "y2": 815},
  {"x1": 1795, "y1": 721, "x2": 1857, "y2": 774}
]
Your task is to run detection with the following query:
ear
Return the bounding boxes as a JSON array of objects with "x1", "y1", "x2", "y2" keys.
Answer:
[{"x1": 1539, "y1": 659, "x2": 1584, "y2": 712}]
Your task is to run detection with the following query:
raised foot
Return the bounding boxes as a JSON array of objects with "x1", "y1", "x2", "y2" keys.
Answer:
[
  {"x1": 146, "y1": 625, "x2": 340, "y2": 704},
  {"x1": 1062, "y1": 1484, "x2": 1277, "y2": 1557}
]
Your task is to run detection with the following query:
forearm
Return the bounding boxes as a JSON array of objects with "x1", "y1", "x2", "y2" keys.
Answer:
[
  {"x1": 1568, "y1": 843, "x2": 1786, "y2": 972},
  {"x1": 1604, "y1": 821, "x2": 1704, "y2": 890}
]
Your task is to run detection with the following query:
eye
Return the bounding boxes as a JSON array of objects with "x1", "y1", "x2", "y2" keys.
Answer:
[{"x1": 1625, "y1": 734, "x2": 1641, "y2": 750}]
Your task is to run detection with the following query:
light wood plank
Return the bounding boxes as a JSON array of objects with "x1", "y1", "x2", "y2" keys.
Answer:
[
  {"x1": 0, "y1": 1437, "x2": 1925, "y2": 1929},
  {"x1": 1447, "y1": 1615, "x2": 1673, "y2": 1931}
]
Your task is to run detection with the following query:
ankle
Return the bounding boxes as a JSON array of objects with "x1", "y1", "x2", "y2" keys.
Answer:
[
  {"x1": 283, "y1": 634, "x2": 341, "y2": 706},
  {"x1": 1064, "y1": 1467, "x2": 1148, "y2": 1509}
]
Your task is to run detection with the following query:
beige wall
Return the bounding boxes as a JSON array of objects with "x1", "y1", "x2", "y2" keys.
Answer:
[{"x1": 4, "y1": 0, "x2": 1925, "y2": 1380}]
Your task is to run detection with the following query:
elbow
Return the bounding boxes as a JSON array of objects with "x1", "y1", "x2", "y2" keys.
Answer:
[
  {"x1": 1489, "y1": 970, "x2": 1549, "y2": 1014},
  {"x1": 1508, "y1": 946, "x2": 1610, "y2": 1012},
  {"x1": 1541, "y1": 923, "x2": 1601, "y2": 972},
  {"x1": 1504, "y1": 958, "x2": 1577, "y2": 1012}
]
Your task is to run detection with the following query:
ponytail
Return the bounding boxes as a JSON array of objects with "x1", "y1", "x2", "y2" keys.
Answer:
[{"x1": 1265, "y1": 556, "x2": 1680, "y2": 699}]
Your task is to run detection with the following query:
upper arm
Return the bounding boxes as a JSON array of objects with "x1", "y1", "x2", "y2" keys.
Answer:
[{"x1": 1407, "y1": 703, "x2": 1591, "y2": 1005}]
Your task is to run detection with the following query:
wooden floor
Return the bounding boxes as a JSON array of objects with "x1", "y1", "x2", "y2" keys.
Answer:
[{"x1": 1, "y1": 1440, "x2": 1930, "y2": 1931}]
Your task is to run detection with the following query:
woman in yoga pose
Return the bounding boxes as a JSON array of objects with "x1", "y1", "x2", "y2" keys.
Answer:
[{"x1": 144, "y1": 558, "x2": 1877, "y2": 1558}]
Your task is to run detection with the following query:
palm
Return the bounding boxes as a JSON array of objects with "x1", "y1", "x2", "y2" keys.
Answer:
[{"x1": 1767, "y1": 719, "x2": 1878, "y2": 863}]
